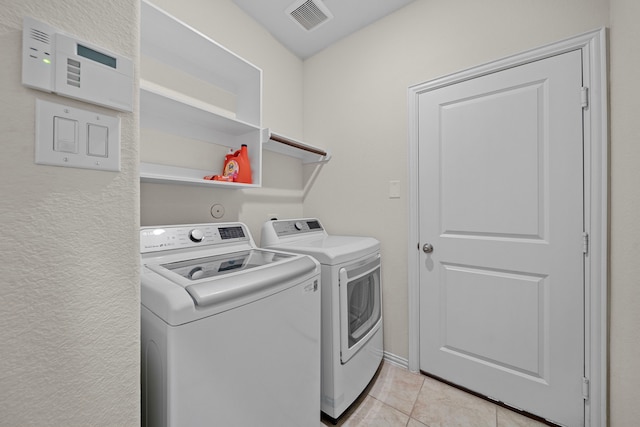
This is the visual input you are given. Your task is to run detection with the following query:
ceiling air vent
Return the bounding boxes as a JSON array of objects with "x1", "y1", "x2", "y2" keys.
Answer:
[{"x1": 286, "y1": 0, "x2": 333, "y2": 31}]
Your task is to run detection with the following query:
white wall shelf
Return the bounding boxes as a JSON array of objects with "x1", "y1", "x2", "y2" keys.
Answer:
[
  {"x1": 139, "y1": 163, "x2": 261, "y2": 188},
  {"x1": 140, "y1": 0, "x2": 263, "y2": 188},
  {"x1": 141, "y1": 0, "x2": 261, "y2": 125},
  {"x1": 140, "y1": 80, "x2": 262, "y2": 140}
]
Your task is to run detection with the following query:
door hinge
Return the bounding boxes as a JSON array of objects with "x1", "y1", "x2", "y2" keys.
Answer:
[
  {"x1": 582, "y1": 232, "x2": 589, "y2": 255},
  {"x1": 581, "y1": 87, "x2": 589, "y2": 109},
  {"x1": 582, "y1": 377, "x2": 590, "y2": 400}
]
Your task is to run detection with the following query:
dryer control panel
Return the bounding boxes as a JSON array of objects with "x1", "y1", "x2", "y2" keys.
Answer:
[{"x1": 272, "y1": 219, "x2": 324, "y2": 236}]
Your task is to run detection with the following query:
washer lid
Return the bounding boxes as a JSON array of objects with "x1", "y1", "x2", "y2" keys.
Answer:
[
  {"x1": 266, "y1": 235, "x2": 379, "y2": 264},
  {"x1": 158, "y1": 250, "x2": 292, "y2": 281},
  {"x1": 145, "y1": 249, "x2": 316, "y2": 309}
]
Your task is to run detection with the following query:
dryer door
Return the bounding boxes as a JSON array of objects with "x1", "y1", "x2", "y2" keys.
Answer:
[{"x1": 339, "y1": 254, "x2": 382, "y2": 363}]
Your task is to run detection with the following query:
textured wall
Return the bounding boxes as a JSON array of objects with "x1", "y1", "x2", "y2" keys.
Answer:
[{"x1": 0, "y1": 1, "x2": 140, "y2": 426}]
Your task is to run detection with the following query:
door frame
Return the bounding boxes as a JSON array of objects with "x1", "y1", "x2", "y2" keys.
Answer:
[{"x1": 407, "y1": 29, "x2": 608, "y2": 426}]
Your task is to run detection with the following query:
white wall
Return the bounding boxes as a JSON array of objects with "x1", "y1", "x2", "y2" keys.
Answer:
[
  {"x1": 303, "y1": 0, "x2": 640, "y2": 424},
  {"x1": 302, "y1": 0, "x2": 609, "y2": 366},
  {"x1": 140, "y1": 0, "x2": 309, "y2": 239},
  {"x1": 608, "y1": 0, "x2": 640, "y2": 424},
  {"x1": 304, "y1": 0, "x2": 608, "y2": 366},
  {"x1": 0, "y1": 1, "x2": 140, "y2": 426}
]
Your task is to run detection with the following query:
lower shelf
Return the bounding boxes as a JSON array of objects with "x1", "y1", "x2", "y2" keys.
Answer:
[{"x1": 140, "y1": 162, "x2": 261, "y2": 188}]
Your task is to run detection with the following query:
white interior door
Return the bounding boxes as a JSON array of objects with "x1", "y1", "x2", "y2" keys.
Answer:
[{"x1": 418, "y1": 50, "x2": 585, "y2": 426}]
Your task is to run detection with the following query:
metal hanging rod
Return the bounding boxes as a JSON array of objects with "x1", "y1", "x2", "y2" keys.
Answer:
[{"x1": 268, "y1": 132, "x2": 328, "y2": 157}]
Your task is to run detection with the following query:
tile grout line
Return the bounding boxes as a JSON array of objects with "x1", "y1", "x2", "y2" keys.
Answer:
[{"x1": 407, "y1": 374, "x2": 426, "y2": 421}]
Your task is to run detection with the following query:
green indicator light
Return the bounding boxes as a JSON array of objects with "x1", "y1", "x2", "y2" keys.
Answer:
[{"x1": 43, "y1": 58, "x2": 51, "y2": 64}]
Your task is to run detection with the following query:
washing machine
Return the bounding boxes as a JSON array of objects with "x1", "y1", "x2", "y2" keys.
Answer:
[
  {"x1": 261, "y1": 218, "x2": 383, "y2": 421},
  {"x1": 140, "y1": 222, "x2": 321, "y2": 427}
]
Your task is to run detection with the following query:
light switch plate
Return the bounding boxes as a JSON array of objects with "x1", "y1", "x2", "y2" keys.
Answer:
[
  {"x1": 389, "y1": 180, "x2": 401, "y2": 199},
  {"x1": 35, "y1": 98, "x2": 120, "y2": 171}
]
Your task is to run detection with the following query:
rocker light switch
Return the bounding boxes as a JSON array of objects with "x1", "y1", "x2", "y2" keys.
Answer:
[
  {"x1": 53, "y1": 116, "x2": 78, "y2": 153},
  {"x1": 36, "y1": 98, "x2": 120, "y2": 171},
  {"x1": 87, "y1": 124, "x2": 108, "y2": 157}
]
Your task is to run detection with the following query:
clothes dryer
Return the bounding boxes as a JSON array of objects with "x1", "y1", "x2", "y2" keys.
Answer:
[{"x1": 261, "y1": 218, "x2": 383, "y2": 421}]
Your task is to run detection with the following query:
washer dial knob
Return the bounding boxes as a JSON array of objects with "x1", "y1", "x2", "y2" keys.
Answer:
[
  {"x1": 188, "y1": 267, "x2": 204, "y2": 280},
  {"x1": 294, "y1": 221, "x2": 304, "y2": 231},
  {"x1": 189, "y1": 229, "x2": 204, "y2": 242}
]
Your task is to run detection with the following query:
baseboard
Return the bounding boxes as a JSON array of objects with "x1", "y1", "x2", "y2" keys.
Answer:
[{"x1": 382, "y1": 351, "x2": 409, "y2": 370}]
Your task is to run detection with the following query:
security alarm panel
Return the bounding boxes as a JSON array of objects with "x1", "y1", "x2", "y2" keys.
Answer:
[{"x1": 22, "y1": 16, "x2": 133, "y2": 112}]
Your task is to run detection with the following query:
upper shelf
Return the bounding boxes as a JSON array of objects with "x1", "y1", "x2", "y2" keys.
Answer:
[
  {"x1": 262, "y1": 129, "x2": 331, "y2": 164},
  {"x1": 140, "y1": 80, "x2": 261, "y2": 142},
  {"x1": 141, "y1": 0, "x2": 262, "y2": 126}
]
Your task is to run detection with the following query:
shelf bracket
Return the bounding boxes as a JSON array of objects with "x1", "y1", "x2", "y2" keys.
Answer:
[{"x1": 262, "y1": 129, "x2": 331, "y2": 164}]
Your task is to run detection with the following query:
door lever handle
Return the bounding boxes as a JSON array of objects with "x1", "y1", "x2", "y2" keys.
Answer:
[{"x1": 422, "y1": 243, "x2": 434, "y2": 254}]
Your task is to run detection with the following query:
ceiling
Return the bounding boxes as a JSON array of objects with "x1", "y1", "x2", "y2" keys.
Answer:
[{"x1": 231, "y1": 0, "x2": 417, "y2": 59}]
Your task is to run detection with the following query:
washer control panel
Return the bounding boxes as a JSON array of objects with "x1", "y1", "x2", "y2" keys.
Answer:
[
  {"x1": 141, "y1": 223, "x2": 248, "y2": 253},
  {"x1": 272, "y1": 219, "x2": 324, "y2": 237}
]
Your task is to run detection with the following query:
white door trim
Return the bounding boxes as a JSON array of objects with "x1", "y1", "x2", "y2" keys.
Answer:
[{"x1": 407, "y1": 28, "x2": 608, "y2": 426}]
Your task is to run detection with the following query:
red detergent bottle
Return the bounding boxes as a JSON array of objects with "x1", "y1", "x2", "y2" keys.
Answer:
[
  {"x1": 207, "y1": 144, "x2": 252, "y2": 183},
  {"x1": 233, "y1": 144, "x2": 252, "y2": 184}
]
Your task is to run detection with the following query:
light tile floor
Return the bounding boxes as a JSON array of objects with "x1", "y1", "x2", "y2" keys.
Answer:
[{"x1": 321, "y1": 361, "x2": 550, "y2": 427}]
